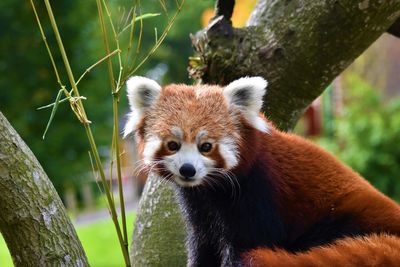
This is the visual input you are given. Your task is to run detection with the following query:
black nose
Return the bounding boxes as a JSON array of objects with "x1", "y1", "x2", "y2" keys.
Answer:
[{"x1": 179, "y1": 163, "x2": 196, "y2": 178}]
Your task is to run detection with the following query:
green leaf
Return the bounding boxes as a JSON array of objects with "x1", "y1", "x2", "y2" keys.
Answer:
[
  {"x1": 42, "y1": 89, "x2": 63, "y2": 140},
  {"x1": 119, "y1": 13, "x2": 161, "y2": 36},
  {"x1": 37, "y1": 96, "x2": 70, "y2": 110}
]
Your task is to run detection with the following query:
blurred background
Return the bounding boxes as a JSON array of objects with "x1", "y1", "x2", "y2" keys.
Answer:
[{"x1": 1, "y1": 0, "x2": 399, "y2": 266}]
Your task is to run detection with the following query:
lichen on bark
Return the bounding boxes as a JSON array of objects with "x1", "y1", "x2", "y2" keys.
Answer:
[
  {"x1": 130, "y1": 173, "x2": 187, "y2": 266},
  {"x1": 0, "y1": 112, "x2": 88, "y2": 267}
]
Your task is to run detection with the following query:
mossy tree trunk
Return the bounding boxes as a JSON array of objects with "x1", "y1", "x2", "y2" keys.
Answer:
[
  {"x1": 0, "y1": 112, "x2": 88, "y2": 267},
  {"x1": 131, "y1": 0, "x2": 400, "y2": 266},
  {"x1": 191, "y1": 0, "x2": 400, "y2": 130},
  {"x1": 130, "y1": 175, "x2": 187, "y2": 266}
]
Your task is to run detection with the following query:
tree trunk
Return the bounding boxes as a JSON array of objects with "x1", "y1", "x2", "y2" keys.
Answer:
[
  {"x1": 131, "y1": 0, "x2": 400, "y2": 265},
  {"x1": 130, "y1": 174, "x2": 187, "y2": 267},
  {"x1": 0, "y1": 112, "x2": 88, "y2": 267}
]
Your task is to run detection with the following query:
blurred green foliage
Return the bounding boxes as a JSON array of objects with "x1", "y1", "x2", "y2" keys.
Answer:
[
  {"x1": 129, "y1": 0, "x2": 214, "y2": 83},
  {"x1": 318, "y1": 74, "x2": 400, "y2": 202},
  {"x1": 0, "y1": 0, "x2": 212, "y2": 198},
  {"x1": 0, "y1": 1, "x2": 114, "y2": 196}
]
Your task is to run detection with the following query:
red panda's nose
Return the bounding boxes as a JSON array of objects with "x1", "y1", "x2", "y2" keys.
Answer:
[{"x1": 179, "y1": 163, "x2": 196, "y2": 178}]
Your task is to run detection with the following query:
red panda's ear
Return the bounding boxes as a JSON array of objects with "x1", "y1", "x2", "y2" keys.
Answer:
[
  {"x1": 224, "y1": 76, "x2": 269, "y2": 133},
  {"x1": 124, "y1": 76, "x2": 161, "y2": 137}
]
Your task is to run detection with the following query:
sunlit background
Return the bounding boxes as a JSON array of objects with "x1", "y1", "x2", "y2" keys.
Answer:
[{"x1": 1, "y1": 0, "x2": 400, "y2": 266}]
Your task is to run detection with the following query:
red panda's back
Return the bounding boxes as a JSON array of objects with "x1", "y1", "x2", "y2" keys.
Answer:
[{"x1": 257, "y1": 128, "x2": 400, "y2": 236}]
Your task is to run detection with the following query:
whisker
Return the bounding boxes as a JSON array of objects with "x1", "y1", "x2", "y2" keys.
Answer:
[{"x1": 206, "y1": 167, "x2": 241, "y2": 202}]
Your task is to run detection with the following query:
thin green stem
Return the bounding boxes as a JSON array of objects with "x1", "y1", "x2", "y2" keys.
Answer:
[
  {"x1": 84, "y1": 125, "x2": 131, "y2": 266},
  {"x1": 29, "y1": 0, "x2": 67, "y2": 94},
  {"x1": 124, "y1": 0, "x2": 186, "y2": 81},
  {"x1": 113, "y1": 95, "x2": 128, "y2": 249},
  {"x1": 43, "y1": 1, "x2": 131, "y2": 266},
  {"x1": 76, "y1": 49, "x2": 120, "y2": 86},
  {"x1": 109, "y1": 135, "x2": 115, "y2": 201},
  {"x1": 96, "y1": 0, "x2": 116, "y2": 92},
  {"x1": 136, "y1": 0, "x2": 143, "y2": 54},
  {"x1": 99, "y1": 0, "x2": 128, "y2": 246},
  {"x1": 158, "y1": 0, "x2": 168, "y2": 15},
  {"x1": 129, "y1": 0, "x2": 143, "y2": 69},
  {"x1": 101, "y1": 0, "x2": 124, "y2": 93},
  {"x1": 43, "y1": 0, "x2": 87, "y2": 122},
  {"x1": 37, "y1": 95, "x2": 86, "y2": 110},
  {"x1": 124, "y1": 3, "x2": 137, "y2": 68},
  {"x1": 36, "y1": 1, "x2": 185, "y2": 266}
]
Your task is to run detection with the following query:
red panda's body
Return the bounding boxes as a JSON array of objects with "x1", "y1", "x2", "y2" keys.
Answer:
[
  {"x1": 238, "y1": 127, "x2": 400, "y2": 266},
  {"x1": 124, "y1": 76, "x2": 400, "y2": 266}
]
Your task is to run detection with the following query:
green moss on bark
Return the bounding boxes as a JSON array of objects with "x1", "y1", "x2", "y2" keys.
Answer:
[
  {"x1": 191, "y1": 0, "x2": 400, "y2": 130},
  {"x1": 0, "y1": 112, "x2": 88, "y2": 266},
  {"x1": 130, "y1": 174, "x2": 186, "y2": 266}
]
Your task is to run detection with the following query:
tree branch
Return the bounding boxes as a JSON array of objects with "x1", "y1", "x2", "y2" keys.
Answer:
[
  {"x1": 214, "y1": 0, "x2": 235, "y2": 21},
  {"x1": 388, "y1": 17, "x2": 400, "y2": 37},
  {"x1": 0, "y1": 112, "x2": 88, "y2": 266},
  {"x1": 190, "y1": 0, "x2": 400, "y2": 130}
]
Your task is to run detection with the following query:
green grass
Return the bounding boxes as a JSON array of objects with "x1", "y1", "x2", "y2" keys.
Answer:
[
  {"x1": 0, "y1": 212, "x2": 135, "y2": 267},
  {"x1": 0, "y1": 234, "x2": 11, "y2": 267}
]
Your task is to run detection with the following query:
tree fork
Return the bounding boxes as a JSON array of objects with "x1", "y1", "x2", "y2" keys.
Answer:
[
  {"x1": 0, "y1": 112, "x2": 88, "y2": 267},
  {"x1": 189, "y1": 0, "x2": 400, "y2": 130}
]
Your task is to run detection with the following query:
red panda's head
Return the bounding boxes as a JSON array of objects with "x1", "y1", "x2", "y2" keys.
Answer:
[{"x1": 124, "y1": 76, "x2": 268, "y2": 187}]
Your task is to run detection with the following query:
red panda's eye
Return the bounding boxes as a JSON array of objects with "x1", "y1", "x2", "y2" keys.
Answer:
[
  {"x1": 167, "y1": 141, "x2": 180, "y2": 152},
  {"x1": 199, "y1": 142, "x2": 212, "y2": 153}
]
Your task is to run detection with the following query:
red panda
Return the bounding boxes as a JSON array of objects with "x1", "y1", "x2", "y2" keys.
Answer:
[{"x1": 124, "y1": 76, "x2": 400, "y2": 266}]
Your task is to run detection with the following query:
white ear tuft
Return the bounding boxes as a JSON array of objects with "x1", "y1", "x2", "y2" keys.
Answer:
[
  {"x1": 224, "y1": 76, "x2": 267, "y2": 112},
  {"x1": 224, "y1": 76, "x2": 269, "y2": 133},
  {"x1": 126, "y1": 76, "x2": 161, "y2": 110},
  {"x1": 124, "y1": 76, "x2": 161, "y2": 138}
]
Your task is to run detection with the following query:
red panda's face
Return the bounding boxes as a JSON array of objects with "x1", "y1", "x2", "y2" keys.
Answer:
[{"x1": 124, "y1": 76, "x2": 268, "y2": 187}]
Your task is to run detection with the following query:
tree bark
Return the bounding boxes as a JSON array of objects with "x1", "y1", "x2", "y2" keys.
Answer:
[
  {"x1": 131, "y1": 0, "x2": 400, "y2": 265},
  {"x1": 190, "y1": 0, "x2": 400, "y2": 130},
  {"x1": 0, "y1": 112, "x2": 88, "y2": 267},
  {"x1": 130, "y1": 174, "x2": 187, "y2": 266}
]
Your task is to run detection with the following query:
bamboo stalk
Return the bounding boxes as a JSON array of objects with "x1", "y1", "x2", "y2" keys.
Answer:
[
  {"x1": 98, "y1": 0, "x2": 128, "y2": 246},
  {"x1": 113, "y1": 95, "x2": 128, "y2": 249},
  {"x1": 96, "y1": 0, "x2": 116, "y2": 92},
  {"x1": 125, "y1": 2, "x2": 137, "y2": 66},
  {"x1": 29, "y1": 0, "x2": 68, "y2": 94},
  {"x1": 36, "y1": 1, "x2": 185, "y2": 266},
  {"x1": 43, "y1": 1, "x2": 131, "y2": 266},
  {"x1": 101, "y1": 0, "x2": 124, "y2": 92},
  {"x1": 84, "y1": 124, "x2": 131, "y2": 266}
]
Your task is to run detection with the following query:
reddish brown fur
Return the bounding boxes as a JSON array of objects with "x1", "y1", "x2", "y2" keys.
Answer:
[
  {"x1": 143, "y1": 84, "x2": 238, "y2": 143},
  {"x1": 208, "y1": 144, "x2": 227, "y2": 168},
  {"x1": 256, "y1": 127, "x2": 400, "y2": 234},
  {"x1": 236, "y1": 125, "x2": 400, "y2": 265},
  {"x1": 242, "y1": 234, "x2": 400, "y2": 266}
]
